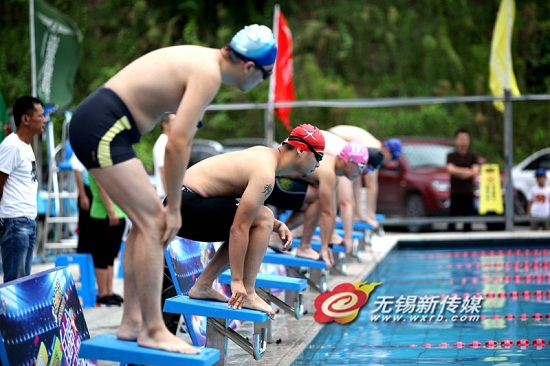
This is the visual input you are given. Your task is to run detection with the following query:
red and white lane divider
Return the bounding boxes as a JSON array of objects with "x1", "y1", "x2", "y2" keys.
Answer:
[{"x1": 407, "y1": 338, "x2": 547, "y2": 350}]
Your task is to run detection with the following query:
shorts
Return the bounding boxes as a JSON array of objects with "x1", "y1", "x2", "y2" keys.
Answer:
[
  {"x1": 176, "y1": 187, "x2": 240, "y2": 242},
  {"x1": 264, "y1": 178, "x2": 307, "y2": 211},
  {"x1": 69, "y1": 87, "x2": 141, "y2": 169},
  {"x1": 87, "y1": 218, "x2": 125, "y2": 268}
]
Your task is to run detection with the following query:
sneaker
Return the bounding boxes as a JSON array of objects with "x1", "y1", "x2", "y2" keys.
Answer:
[
  {"x1": 96, "y1": 295, "x2": 121, "y2": 306},
  {"x1": 110, "y1": 293, "x2": 124, "y2": 303}
]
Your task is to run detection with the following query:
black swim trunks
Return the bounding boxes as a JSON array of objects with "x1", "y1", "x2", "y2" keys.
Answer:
[
  {"x1": 176, "y1": 186, "x2": 240, "y2": 243},
  {"x1": 69, "y1": 87, "x2": 141, "y2": 169},
  {"x1": 264, "y1": 177, "x2": 308, "y2": 211}
]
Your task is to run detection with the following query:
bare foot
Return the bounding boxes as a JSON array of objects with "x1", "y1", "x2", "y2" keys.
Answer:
[
  {"x1": 296, "y1": 247, "x2": 321, "y2": 261},
  {"x1": 189, "y1": 285, "x2": 230, "y2": 303},
  {"x1": 268, "y1": 232, "x2": 284, "y2": 251},
  {"x1": 138, "y1": 327, "x2": 200, "y2": 354},
  {"x1": 242, "y1": 293, "x2": 276, "y2": 319},
  {"x1": 331, "y1": 231, "x2": 343, "y2": 244},
  {"x1": 367, "y1": 219, "x2": 379, "y2": 229},
  {"x1": 333, "y1": 240, "x2": 352, "y2": 254},
  {"x1": 117, "y1": 321, "x2": 141, "y2": 341}
]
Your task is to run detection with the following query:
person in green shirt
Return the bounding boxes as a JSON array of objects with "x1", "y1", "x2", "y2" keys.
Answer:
[{"x1": 88, "y1": 174, "x2": 126, "y2": 305}]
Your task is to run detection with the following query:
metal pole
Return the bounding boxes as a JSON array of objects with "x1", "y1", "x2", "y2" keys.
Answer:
[
  {"x1": 503, "y1": 89, "x2": 514, "y2": 230},
  {"x1": 30, "y1": 0, "x2": 37, "y2": 97},
  {"x1": 29, "y1": 0, "x2": 43, "y2": 190},
  {"x1": 264, "y1": 4, "x2": 279, "y2": 147}
]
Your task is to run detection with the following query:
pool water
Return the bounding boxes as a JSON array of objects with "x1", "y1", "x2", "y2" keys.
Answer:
[{"x1": 292, "y1": 245, "x2": 550, "y2": 365}]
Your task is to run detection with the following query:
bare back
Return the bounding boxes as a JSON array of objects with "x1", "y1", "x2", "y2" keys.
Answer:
[
  {"x1": 330, "y1": 125, "x2": 382, "y2": 148},
  {"x1": 105, "y1": 46, "x2": 222, "y2": 134},
  {"x1": 320, "y1": 130, "x2": 347, "y2": 157},
  {"x1": 183, "y1": 146, "x2": 279, "y2": 199}
]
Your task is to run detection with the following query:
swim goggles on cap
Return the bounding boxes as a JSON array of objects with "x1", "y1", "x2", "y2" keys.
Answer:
[
  {"x1": 287, "y1": 135, "x2": 324, "y2": 162},
  {"x1": 353, "y1": 162, "x2": 367, "y2": 173},
  {"x1": 228, "y1": 45, "x2": 273, "y2": 80}
]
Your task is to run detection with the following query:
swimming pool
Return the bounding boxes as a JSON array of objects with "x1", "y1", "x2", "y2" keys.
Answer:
[{"x1": 292, "y1": 244, "x2": 550, "y2": 365}]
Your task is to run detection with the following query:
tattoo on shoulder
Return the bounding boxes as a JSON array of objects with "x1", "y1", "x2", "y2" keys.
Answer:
[{"x1": 262, "y1": 184, "x2": 273, "y2": 197}]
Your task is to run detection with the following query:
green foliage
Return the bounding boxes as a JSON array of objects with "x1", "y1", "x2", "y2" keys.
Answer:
[{"x1": 1, "y1": 0, "x2": 549, "y2": 167}]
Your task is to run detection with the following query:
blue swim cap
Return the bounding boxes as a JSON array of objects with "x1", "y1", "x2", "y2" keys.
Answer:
[
  {"x1": 383, "y1": 138, "x2": 402, "y2": 160},
  {"x1": 230, "y1": 24, "x2": 277, "y2": 66}
]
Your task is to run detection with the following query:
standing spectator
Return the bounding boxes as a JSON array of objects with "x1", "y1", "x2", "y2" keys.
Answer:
[
  {"x1": 446, "y1": 128, "x2": 479, "y2": 232},
  {"x1": 152, "y1": 113, "x2": 174, "y2": 198},
  {"x1": 0, "y1": 96, "x2": 46, "y2": 282},
  {"x1": 526, "y1": 168, "x2": 550, "y2": 231},
  {"x1": 71, "y1": 154, "x2": 94, "y2": 255},
  {"x1": 88, "y1": 175, "x2": 126, "y2": 305}
]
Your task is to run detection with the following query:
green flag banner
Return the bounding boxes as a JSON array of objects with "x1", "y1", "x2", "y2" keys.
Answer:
[
  {"x1": 34, "y1": 0, "x2": 82, "y2": 107},
  {"x1": 0, "y1": 89, "x2": 8, "y2": 142}
]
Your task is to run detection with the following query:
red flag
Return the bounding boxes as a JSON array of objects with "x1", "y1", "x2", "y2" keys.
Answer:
[{"x1": 274, "y1": 11, "x2": 295, "y2": 132}]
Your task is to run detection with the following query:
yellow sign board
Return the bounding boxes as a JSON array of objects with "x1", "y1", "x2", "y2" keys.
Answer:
[{"x1": 479, "y1": 164, "x2": 504, "y2": 215}]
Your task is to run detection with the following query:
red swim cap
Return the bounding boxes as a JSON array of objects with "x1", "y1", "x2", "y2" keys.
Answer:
[{"x1": 286, "y1": 124, "x2": 325, "y2": 161}]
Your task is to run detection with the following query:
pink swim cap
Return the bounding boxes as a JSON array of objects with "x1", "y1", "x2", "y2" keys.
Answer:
[{"x1": 338, "y1": 141, "x2": 369, "y2": 164}]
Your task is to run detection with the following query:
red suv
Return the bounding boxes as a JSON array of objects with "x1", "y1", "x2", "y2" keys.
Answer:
[{"x1": 376, "y1": 137, "x2": 455, "y2": 223}]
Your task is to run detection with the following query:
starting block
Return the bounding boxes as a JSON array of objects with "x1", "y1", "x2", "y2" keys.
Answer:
[
  {"x1": 217, "y1": 272, "x2": 306, "y2": 318},
  {"x1": 79, "y1": 333, "x2": 219, "y2": 366},
  {"x1": 327, "y1": 224, "x2": 374, "y2": 261},
  {"x1": 290, "y1": 238, "x2": 347, "y2": 276},
  {"x1": 164, "y1": 296, "x2": 269, "y2": 364},
  {"x1": 262, "y1": 251, "x2": 328, "y2": 293},
  {"x1": 218, "y1": 271, "x2": 306, "y2": 342}
]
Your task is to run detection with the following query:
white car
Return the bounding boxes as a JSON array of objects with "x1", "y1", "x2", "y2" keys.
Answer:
[{"x1": 511, "y1": 147, "x2": 550, "y2": 213}]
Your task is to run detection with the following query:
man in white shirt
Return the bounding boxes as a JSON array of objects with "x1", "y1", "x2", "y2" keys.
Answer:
[
  {"x1": 0, "y1": 96, "x2": 46, "y2": 282},
  {"x1": 152, "y1": 113, "x2": 174, "y2": 198}
]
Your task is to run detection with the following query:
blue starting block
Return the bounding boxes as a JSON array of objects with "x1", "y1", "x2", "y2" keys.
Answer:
[
  {"x1": 334, "y1": 220, "x2": 374, "y2": 232},
  {"x1": 79, "y1": 333, "x2": 219, "y2": 366},
  {"x1": 218, "y1": 271, "x2": 305, "y2": 319},
  {"x1": 262, "y1": 252, "x2": 326, "y2": 268},
  {"x1": 55, "y1": 253, "x2": 97, "y2": 307},
  {"x1": 313, "y1": 227, "x2": 364, "y2": 240},
  {"x1": 290, "y1": 238, "x2": 346, "y2": 253},
  {"x1": 218, "y1": 271, "x2": 306, "y2": 343},
  {"x1": 323, "y1": 222, "x2": 381, "y2": 262},
  {"x1": 164, "y1": 295, "x2": 269, "y2": 363},
  {"x1": 290, "y1": 238, "x2": 347, "y2": 276},
  {"x1": 262, "y1": 251, "x2": 328, "y2": 293}
]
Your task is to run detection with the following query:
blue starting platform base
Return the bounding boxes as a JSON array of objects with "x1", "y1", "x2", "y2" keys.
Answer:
[
  {"x1": 262, "y1": 251, "x2": 328, "y2": 293},
  {"x1": 164, "y1": 295, "x2": 269, "y2": 322},
  {"x1": 79, "y1": 333, "x2": 219, "y2": 366},
  {"x1": 217, "y1": 271, "x2": 306, "y2": 337},
  {"x1": 334, "y1": 220, "x2": 374, "y2": 231},
  {"x1": 290, "y1": 238, "x2": 346, "y2": 253},
  {"x1": 163, "y1": 295, "x2": 269, "y2": 362},
  {"x1": 289, "y1": 239, "x2": 347, "y2": 276},
  {"x1": 262, "y1": 251, "x2": 327, "y2": 269},
  {"x1": 218, "y1": 271, "x2": 306, "y2": 291},
  {"x1": 313, "y1": 227, "x2": 365, "y2": 240}
]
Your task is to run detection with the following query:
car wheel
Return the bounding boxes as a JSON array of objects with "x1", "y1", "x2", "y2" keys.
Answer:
[{"x1": 405, "y1": 194, "x2": 428, "y2": 232}]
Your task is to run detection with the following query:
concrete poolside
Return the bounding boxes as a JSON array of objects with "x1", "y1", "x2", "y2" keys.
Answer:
[{"x1": 22, "y1": 228, "x2": 550, "y2": 365}]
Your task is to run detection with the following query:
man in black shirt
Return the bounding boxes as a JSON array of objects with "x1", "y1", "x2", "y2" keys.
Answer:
[{"x1": 446, "y1": 128, "x2": 479, "y2": 231}]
